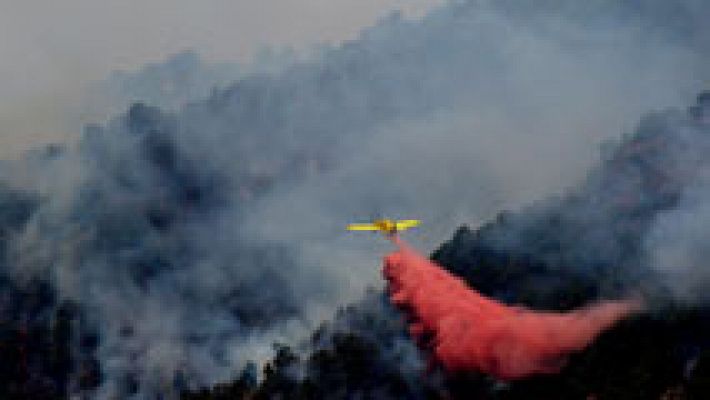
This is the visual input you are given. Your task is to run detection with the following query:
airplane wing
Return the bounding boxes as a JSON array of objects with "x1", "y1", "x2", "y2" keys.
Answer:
[
  {"x1": 347, "y1": 223, "x2": 380, "y2": 231},
  {"x1": 395, "y1": 220, "x2": 421, "y2": 230}
]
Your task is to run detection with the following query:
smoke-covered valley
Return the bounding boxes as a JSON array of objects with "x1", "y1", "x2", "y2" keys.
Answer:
[{"x1": 1, "y1": 1, "x2": 710, "y2": 398}]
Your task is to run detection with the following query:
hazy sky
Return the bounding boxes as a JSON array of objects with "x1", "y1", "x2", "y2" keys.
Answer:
[{"x1": 0, "y1": 0, "x2": 443, "y2": 158}]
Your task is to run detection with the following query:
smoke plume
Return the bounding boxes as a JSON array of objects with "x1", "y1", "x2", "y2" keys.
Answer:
[{"x1": 2, "y1": 0, "x2": 710, "y2": 398}]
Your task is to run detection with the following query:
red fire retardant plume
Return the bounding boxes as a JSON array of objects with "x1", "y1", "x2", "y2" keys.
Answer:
[{"x1": 383, "y1": 237, "x2": 643, "y2": 380}]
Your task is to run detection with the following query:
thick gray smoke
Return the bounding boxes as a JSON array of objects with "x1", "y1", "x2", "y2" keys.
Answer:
[
  {"x1": 646, "y1": 183, "x2": 710, "y2": 304},
  {"x1": 643, "y1": 95, "x2": 710, "y2": 304},
  {"x1": 79, "y1": 49, "x2": 303, "y2": 127},
  {"x1": 80, "y1": 51, "x2": 244, "y2": 122},
  {"x1": 2, "y1": 1, "x2": 710, "y2": 398}
]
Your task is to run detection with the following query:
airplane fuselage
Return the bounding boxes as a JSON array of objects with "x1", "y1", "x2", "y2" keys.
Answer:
[{"x1": 373, "y1": 219, "x2": 397, "y2": 235}]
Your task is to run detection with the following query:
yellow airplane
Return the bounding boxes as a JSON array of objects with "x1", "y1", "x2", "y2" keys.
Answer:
[{"x1": 346, "y1": 219, "x2": 421, "y2": 236}]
